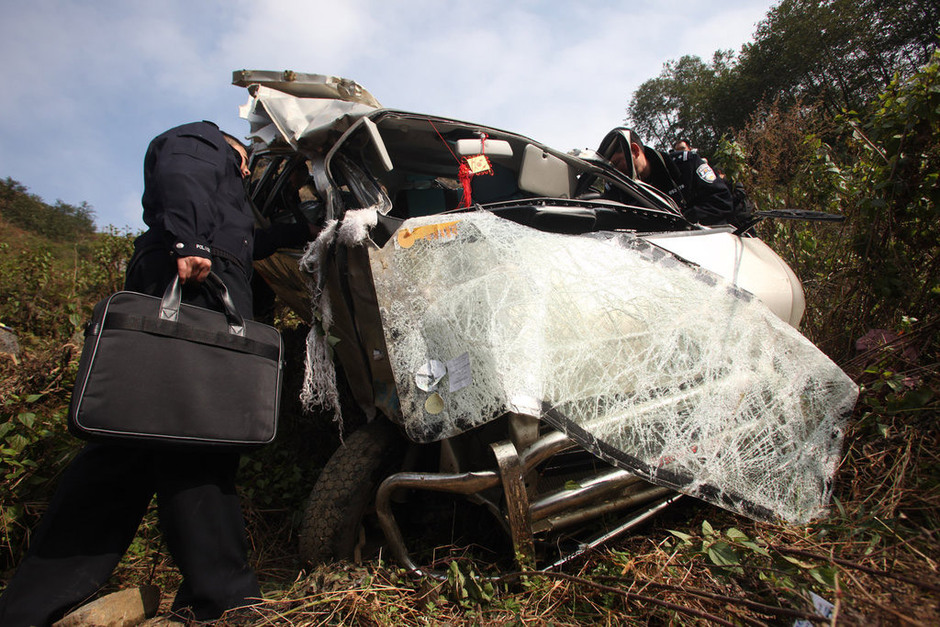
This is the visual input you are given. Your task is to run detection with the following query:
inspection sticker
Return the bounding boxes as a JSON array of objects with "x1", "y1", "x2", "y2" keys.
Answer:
[{"x1": 446, "y1": 352, "x2": 472, "y2": 393}]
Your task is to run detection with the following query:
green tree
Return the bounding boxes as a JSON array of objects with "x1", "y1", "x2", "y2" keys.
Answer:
[
  {"x1": 625, "y1": 0, "x2": 939, "y2": 154},
  {"x1": 736, "y1": 0, "x2": 940, "y2": 117},
  {"x1": 727, "y1": 51, "x2": 940, "y2": 357},
  {"x1": 626, "y1": 52, "x2": 736, "y2": 152}
]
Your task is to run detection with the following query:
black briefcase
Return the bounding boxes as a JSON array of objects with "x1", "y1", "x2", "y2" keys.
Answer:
[{"x1": 68, "y1": 273, "x2": 282, "y2": 448}]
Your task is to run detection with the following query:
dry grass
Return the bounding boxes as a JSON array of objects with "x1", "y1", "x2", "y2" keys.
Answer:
[
  {"x1": 35, "y1": 316, "x2": 932, "y2": 626},
  {"x1": 3, "y1": 318, "x2": 936, "y2": 625},
  {"x1": 2, "y1": 272, "x2": 936, "y2": 626},
  {"x1": 211, "y1": 318, "x2": 939, "y2": 626}
]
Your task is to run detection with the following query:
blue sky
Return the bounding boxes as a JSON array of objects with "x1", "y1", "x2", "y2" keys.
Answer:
[{"x1": 0, "y1": 0, "x2": 778, "y2": 231}]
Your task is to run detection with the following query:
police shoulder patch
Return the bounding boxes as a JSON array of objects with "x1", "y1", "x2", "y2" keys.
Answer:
[{"x1": 696, "y1": 163, "x2": 717, "y2": 183}]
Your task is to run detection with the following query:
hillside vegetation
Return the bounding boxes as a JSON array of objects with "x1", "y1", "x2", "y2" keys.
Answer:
[
  {"x1": 1, "y1": 23, "x2": 938, "y2": 627},
  {"x1": 0, "y1": 188, "x2": 136, "y2": 578}
]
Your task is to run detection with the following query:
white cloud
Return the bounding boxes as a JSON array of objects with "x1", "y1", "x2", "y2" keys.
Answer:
[
  {"x1": 218, "y1": 0, "x2": 380, "y2": 75},
  {"x1": 0, "y1": 0, "x2": 776, "y2": 229}
]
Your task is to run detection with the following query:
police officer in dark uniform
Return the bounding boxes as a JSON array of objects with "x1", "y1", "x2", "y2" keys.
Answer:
[
  {"x1": 601, "y1": 128, "x2": 735, "y2": 225},
  {"x1": 0, "y1": 121, "x2": 308, "y2": 625}
]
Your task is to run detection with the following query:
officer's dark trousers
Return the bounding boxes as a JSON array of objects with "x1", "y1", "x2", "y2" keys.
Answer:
[
  {"x1": 0, "y1": 445, "x2": 260, "y2": 625},
  {"x1": 0, "y1": 253, "x2": 261, "y2": 625}
]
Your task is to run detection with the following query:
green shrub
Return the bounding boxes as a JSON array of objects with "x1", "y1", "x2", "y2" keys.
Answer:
[
  {"x1": 721, "y1": 51, "x2": 940, "y2": 362},
  {"x1": 0, "y1": 178, "x2": 95, "y2": 241},
  {"x1": 0, "y1": 228, "x2": 135, "y2": 341}
]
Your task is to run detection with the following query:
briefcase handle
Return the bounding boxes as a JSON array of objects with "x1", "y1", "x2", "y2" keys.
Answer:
[{"x1": 159, "y1": 272, "x2": 246, "y2": 337}]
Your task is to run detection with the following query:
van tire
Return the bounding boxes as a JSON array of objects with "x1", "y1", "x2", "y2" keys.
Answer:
[{"x1": 298, "y1": 419, "x2": 405, "y2": 565}]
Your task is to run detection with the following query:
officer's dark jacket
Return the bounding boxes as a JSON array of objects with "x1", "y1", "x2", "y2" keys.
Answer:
[
  {"x1": 644, "y1": 147, "x2": 734, "y2": 226},
  {"x1": 138, "y1": 121, "x2": 255, "y2": 273},
  {"x1": 136, "y1": 120, "x2": 313, "y2": 277}
]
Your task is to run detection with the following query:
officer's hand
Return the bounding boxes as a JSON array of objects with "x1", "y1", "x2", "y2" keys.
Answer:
[{"x1": 177, "y1": 256, "x2": 211, "y2": 283}]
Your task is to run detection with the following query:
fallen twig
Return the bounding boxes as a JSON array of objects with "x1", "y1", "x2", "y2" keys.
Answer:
[
  {"x1": 496, "y1": 570, "x2": 761, "y2": 627},
  {"x1": 838, "y1": 566, "x2": 926, "y2": 626},
  {"x1": 594, "y1": 574, "x2": 822, "y2": 622},
  {"x1": 770, "y1": 545, "x2": 940, "y2": 593}
]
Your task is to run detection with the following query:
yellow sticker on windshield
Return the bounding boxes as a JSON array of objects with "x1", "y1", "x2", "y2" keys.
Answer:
[
  {"x1": 397, "y1": 220, "x2": 461, "y2": 249},
  {"x1": 425, "y1": 392, "x2": 445, "y2": 415}
]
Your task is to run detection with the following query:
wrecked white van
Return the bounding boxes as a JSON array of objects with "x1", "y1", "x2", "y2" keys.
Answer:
[{"x1": 235, "y1": 70, "x2": 858, "y2": 575}]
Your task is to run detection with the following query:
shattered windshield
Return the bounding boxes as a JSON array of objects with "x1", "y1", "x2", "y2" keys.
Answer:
[{"x1": 368, "y1": 212, "x2": 858, "y2": 523}]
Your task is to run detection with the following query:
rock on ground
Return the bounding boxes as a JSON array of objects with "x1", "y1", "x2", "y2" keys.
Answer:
[{"x1": 53, "y1": 586, "x2": 161, "y2": 627}]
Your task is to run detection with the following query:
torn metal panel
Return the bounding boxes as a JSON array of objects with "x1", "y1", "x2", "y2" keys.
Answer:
[
  {"x1": 235, "y1": 70, "x2": 380, "y2": 150},
  {"x1": 239, "y1": 84, "x2": 377, "y2": 150},
  {"x1": 369, "y1": 211, "x2": 858, "y2": 523},
  {"x1": 233, "y1": 70, "x2": 381, "y2": 106}
]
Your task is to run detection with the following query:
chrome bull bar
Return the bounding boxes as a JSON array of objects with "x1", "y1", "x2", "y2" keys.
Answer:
[{"x1": 374, "y1": 423, "x2": 681, "y2": 578}]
